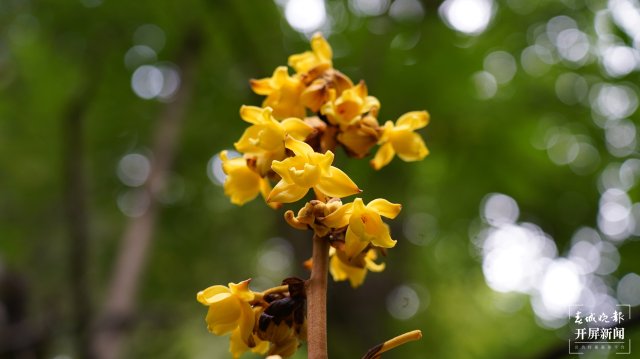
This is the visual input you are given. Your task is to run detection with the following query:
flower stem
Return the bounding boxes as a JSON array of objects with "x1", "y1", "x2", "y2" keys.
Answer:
[{"x1": 306, "y1": 234, "x2": 330, "y2": 359}]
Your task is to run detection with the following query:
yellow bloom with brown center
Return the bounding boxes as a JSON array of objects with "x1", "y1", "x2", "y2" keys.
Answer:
[
  {"x1": 321, "y1": 81, "x2": 380, "y2": 130},
  {"x1": 268, "y1": 136, "x2": 360, "y2": 203},
  {"x1": 371, "y1": 111, "x2": 430, "y2": 170},
  {"x1": 288, "y1": 32, "x2": 332, "y2": 75},
  {"x1": 220, "y1": 150, "x2": 272, "y2": 206},
  {"x1": 284, "y1": 198, "x2": 345, "y2": 237},
  {"x1": 235, "y1": 106, "x2": 313, "y2": 176},
  {"x1": 300, "y1": 68, "x2": 353, "y2": 112},
  {"x1": 250, "y1": 66, "x2": 306, "y2": 119},
  {"x1": 196, "y1": 280, "x2": 256, "y2": 347},
  {"x1": 322, "y1": 197, "x2": 401, "y2": 258},
  {"x1": 337, "y1": 111, "x2": 381, "y2": 158},
  {"x1": 329, "y1": 248, "x2": 386, "y2": 288}
]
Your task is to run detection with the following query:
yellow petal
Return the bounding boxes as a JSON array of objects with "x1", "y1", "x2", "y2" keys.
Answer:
[
  {"x1": 337, "y1": 127, "x2": 378, "y2": 158},
  {"x1": 271, "y1": 156, "x2": 302, "y2": 183},
  {"x1": 370, "y1": 142, "x2": 396, "y2": 170},
  {"x1": 281, "y1": 117, "x2": 313, "y2": 140},
  {"x1": 370, "y1": 222, "x2": 396, "y2": 249},
  {"x1": 284, "y1": 135, "x2": 314, "y2": 157},
  {"x1": 223, "y1": 166, "x2": 262, "y2": 206},
  {"x1": 353, "y1": 80, "x2": 368, "y2": 98},
  {"x1": 336, "y1": 88, "x2": 364, "y2": 123},
  {"x1": 315, "y1": 166, "x2": 360, "y2": 199},
  {"x1": 239, "y1": 105, "x2": 268, "y2": 125},
  {"x1": 272, "y1": 66, "x2": 289, "y2": 85},
  {"x1": 250, "y1": 78, "x2": 273, "y2": 96},
  {"x1": 310, "y1": 151, "x2": 332, "y2": 173},
  {"x1": 229, "y1": 279, "x2": 255, "y2": 302},
  {"x1": 363, "y1": 96, "x2": 381, "y2": 113},
  {"x1": 367, "y1": 199, "x2": 402, "y2": 219},
  {"x1": 392, "y1": 132, "x2": 429, "y2": 162},
  {"x1": 237, "y1": 300, "x2": 256, "y2": 343},
  {"x1": 290, "y1": 163, "x2": 321, "y2": 188},
  {"x1": 311, "y1": 32, "x2": 332, "y2": 63},
  {"x1": 260, "y1": 177, "x2": 281, "y2": 209},
  {"x1": 329, "y1": 254, "x2": 348, "y2": 281},
  {"x1": 233, "y1": 125, "x2": 262, "y2": 153},
  {"x1": 364, "y1": 250, "x2": 386, "y2": 272},
  {"x1": 197, "y1": 285, "x2": 231, "y2": 305},
  {"x1": 321, "y1": 202, "x2": 353, "y2": 229},
  {"x1": 267, "y1": 180, "x2": 309, "y2": 203},
  {"x1": 396, "y1": 110, "x2": 429, "y2": 130},
  {"x1": 344, "y1": 225, "x2": 369, "y2": 258},
  {"x1": 229, "y1": 328, "x2": 249, "y2": 359},
  {"x1": 301, "y1": 79, "x2": 328, "y2": 112},
  {"x1": 329, "y1": 254, "x2": 367, "y2": 287},
  {"x1": 252, "y1": 338, "x2": 270, "y2": 355},
  {"x1": 204, "y1": 295, "x2": 242, "y2": 335}
]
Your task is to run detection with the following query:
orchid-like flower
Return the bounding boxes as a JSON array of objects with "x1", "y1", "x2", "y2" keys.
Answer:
[
  {"x1": 288, "y1": 32, "x2": 332, "y2": 76},
  {"x1": 371, "y1": 111, "x2": 430, "y2": 170},
  {"x1": 197, "y1": 280, "x2": 256, "y2": 346},
  {"x1": 250, "y1": 66, "x2": 306, "y2": 119},
  {"x1": 329, "y1": 247, "x2": 386, "y2": 288},
  {"x1": 234, "y1": 106, "x2": 313, "y2": 176},
  {"x1": 321, "y1": 81, "x2": 380, "y2": 130},
  {"x1": 220, "y1": 150, "x2": 272, "y2": 206},
  {"x1": 268, "y1": 136, "x2": 360, "y2": 203},
  {"x1": 322, "y1": 197, "x2": 401, "y2": 258}
]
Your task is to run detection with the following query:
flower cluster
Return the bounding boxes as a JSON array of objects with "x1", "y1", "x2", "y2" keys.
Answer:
[
  {"x1": 196, "y1": 279, "x2": 306, "y2": 358},
  {"x1": 199, "y1": 33, "x2": 429, "y2": 358}
]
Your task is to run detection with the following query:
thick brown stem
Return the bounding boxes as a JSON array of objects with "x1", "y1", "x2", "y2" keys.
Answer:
[{"x1": 306, "y1": 235, "x2": 330, "y2": 359}]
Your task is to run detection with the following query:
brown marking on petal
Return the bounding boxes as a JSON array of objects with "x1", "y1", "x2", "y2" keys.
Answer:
[{"x1": 361, "y1": 343, "x2": 383, "y2": 359}]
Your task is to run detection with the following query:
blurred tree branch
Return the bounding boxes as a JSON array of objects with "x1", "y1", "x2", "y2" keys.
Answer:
[
  {"x1": 63, "y1": 81, "x2": 95, "y2": 359},
  {"x1": 91, "y1": 28, "x2": 203, "y2": 359},
  {"x1": 62, "y1": 26, "x2": 109, "y2": 359}
]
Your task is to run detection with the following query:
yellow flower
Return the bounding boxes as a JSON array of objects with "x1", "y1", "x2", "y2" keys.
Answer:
[
  {"x1": 322, "y1": 197, "x2": 401, "y2": 258},
  {"x1": 371, "y1": 111, "x2": 430, "y2": 170},
  {"x1": 329, "y1": 248, "x2": 386, "y2": 288},
  {"x1": 234, "y1": 106, "x2": 313, "y2": 176},
  {"x1": 288, "y1": 32, "x2": 332, "y2": 75},
  {"x1": 337, "y1": 112, "x2": 380, "y2": 158},
  {"x1": 196, "y1": 280, "x2": 256, "y2": 345},
  {"x1": 321, "y1": 81, "x2": 380, "y2": 130},
  {"x1": 284, "y1": 198, "x2": 345, "y2": 237},
  {"x1": 220, "y1": 150, "x2": 272, "y2": 206},
  {"x1": 250, "y1": 66, "x2": 306, "y2": 119},
  {"x1": 300, "y1": 68, "x2": 353, "y2": 112},
  {"x1": 268, "y1": 136, "x2": 361, "y2": 203}
]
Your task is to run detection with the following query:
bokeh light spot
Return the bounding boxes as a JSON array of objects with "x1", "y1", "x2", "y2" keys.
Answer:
[
  {"x1": 440, "y1": 0, "x2": 494, "y2": 35},
  {"x1": 386, "y1": 285, "x2": 420, "y2": 320},
  {"x1": 285, "y1": 0, "x2": 327, "y2": 33}
]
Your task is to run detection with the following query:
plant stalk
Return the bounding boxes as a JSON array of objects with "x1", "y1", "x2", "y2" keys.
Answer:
[{"x1": 306, "y1": 234, "x2": 330, "y2": 359}]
